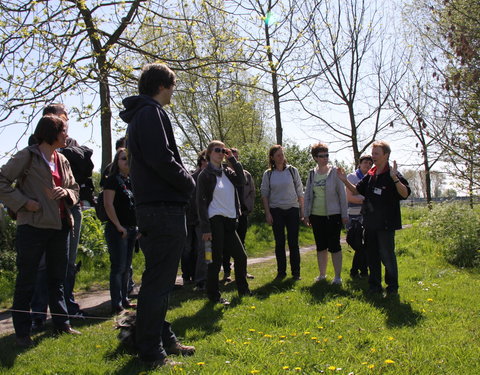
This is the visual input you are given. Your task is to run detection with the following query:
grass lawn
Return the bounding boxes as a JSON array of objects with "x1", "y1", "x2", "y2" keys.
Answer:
[{"x1": 1, "y1": 218, "x2": 479, "y2": 374}]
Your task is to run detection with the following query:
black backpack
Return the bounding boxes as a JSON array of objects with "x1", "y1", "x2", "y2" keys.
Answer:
[{"x1": 346, "y1": 218, "x2": 364, "y2": 252}]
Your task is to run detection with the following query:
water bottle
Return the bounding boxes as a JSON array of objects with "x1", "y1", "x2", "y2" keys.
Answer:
[{"x1": 204, "y1": 240, "x2": 212, "y2": 264}]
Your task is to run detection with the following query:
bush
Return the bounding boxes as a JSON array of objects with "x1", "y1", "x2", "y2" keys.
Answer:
[
  {"x1": 78, "y1": 208, "x2": 107, "y2": 258},
  {"x1": 0, "y1": 209, "x2": 17, "y2": 272},
  {"x1": 423, "y1": 202, "x2": 480, "y2": 267}
]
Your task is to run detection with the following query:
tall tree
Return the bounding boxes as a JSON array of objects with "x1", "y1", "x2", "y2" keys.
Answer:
[{"x1": 299, "y1": 0, "x2": 407, "y2": 165}]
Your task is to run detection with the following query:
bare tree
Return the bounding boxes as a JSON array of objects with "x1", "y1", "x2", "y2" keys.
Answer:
[{"x1": 298, "y1": 0, "x2": 407, "y2": 164}]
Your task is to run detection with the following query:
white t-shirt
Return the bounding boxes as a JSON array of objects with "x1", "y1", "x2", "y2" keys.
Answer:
[{"x1": 208, "y1": 171, "x2": 237, "y2": 219}]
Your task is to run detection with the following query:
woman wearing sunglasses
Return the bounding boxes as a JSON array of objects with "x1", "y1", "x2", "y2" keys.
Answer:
[
  {"x1": 196, "y1": 141, "x2": 251, "y2": 305},
  {"x1": 103, "y1": 148, "x2": 137, "y2": 314},
  {"x1": 304, "y1": 143, "x2": 348, "y2": 285}
]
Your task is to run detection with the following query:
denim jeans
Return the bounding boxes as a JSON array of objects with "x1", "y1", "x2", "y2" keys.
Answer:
[
  {"x1": 270, "y1": 207, "x2": 301, "y2": 277},
  {"x1": 13, "y1": 223, "x2": 70, "y2": 337},
  {"x1": 31, "y1": 254, "x2": 48, "y2": 322},
  {"x1": 135, "y1": 204, "x2": 187, "y2": 362},
  {"x1": 64, "y1": 204, "x2": 82, "y2": 314},
  {"x1": 364, "y1": 229, "x2": 398, "y2": 292},
  {"x1": 105, "y1": 221, "x2": 137, "y2": 310},
  {"x1": 207, "y1": 215, "x2": 249, "y2": 301}
]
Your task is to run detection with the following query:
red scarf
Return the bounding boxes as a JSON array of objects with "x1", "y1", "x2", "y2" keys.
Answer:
[{"x1": 367, "y1": 163, "x2": 389, "y2": 176}]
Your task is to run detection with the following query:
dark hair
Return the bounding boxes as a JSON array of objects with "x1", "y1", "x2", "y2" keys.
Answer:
[
  {"x1": 138, "y1": 63, "x2": 176, "y2": 96},
  {"x1": 28, "y1": 134, "x2": 38, "y2": 146},
  {"x1": 206, "y1": 141, "x2": 224, "y2": 162},
  {"x1": 109, "y1": 148, "x2": 127, "y2": 177},
  {"x1": 197, "y1": 149, "x2": 207, "y2": 167},
  {"x1": 358, "y1": 154, "x2": 373, "y2": 165},
  {"x1": 34, "y1": 115, "x2": 66, "y2": 145},
  {"x1": 310, "y1": 142, "x2": 328, "y2": 158},
  {"x1": 43, "y1": 103, "x2": 68, "y2": 118},
  {"x1": 115, "y1": 136, "x2": 126, "y2": 150},
  {"x1": 268, "y1": 145, "x2": 287, "y2": 170}
]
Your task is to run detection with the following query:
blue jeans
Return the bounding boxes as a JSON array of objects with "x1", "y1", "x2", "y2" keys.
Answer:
[
  {"x1": 364, "y1": 229, "x2": 398, "y2": 292},
  {"x1": 64, "y1": 204, "x2": 82, "y2": 314},
  {"x1": 270, "y1": 207, "x2": 301, "y2": 277},
  {"x1": 13, "y1": 224, "x2": 70, "y2": 337},
  {"x1": 105, "y1": 221, "x2": 137, "y2": 310},
  {"x1": 135, "y1": 204, "x2": 187, "y2": 362}
]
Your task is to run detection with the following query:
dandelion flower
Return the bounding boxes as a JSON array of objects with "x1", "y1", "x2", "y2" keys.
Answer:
[
  {"x1": 384, "y1": 359, "x2": 395, "y2": 364},
  {"x1": 368, "y1": 364, "x2": 375, "y2": 369},
  {"x1": 361, "y1": 362, "x2": 368, "y2": 365},
  {"x1": 226, "y1": 339, "x2": 233, "y2": 343},
  {"x1": 336, "y1": 303, "x2": 343, "y2": 307},
  {"x1": 317, "y1": 326, "x2": 324, "y2": 329},
  {"x1": 279, "y1": 335, "x2": 286, "y2": 339},
  {"x1": 328, "y1": 365, "x2": 337, "y2": 370},
  {"x1": 250, "y1": 306, "x2": 256, "y2": 309},
  {"x1": 294, "y1": 367, "x2": 302, "y2": 372},
  {"x1": 304, "y1": 331, "x2": 311, "y2": 335},
  {"x1": 197, "y1": 362, "x2": 205, "y2": 366},
  {"x1": 243, "y1": 342, "x2": 251, "y2": 345},
  {"x1": 283, "y1": 366, "x2": 290, "y2": 370},
  {"x1": 250, "y1": 370, "x2": 260, "y2": 374},
  {"x1": 264, "y1": 334, "x2": 273, "y2": 338},
  {"x1": 370, "y1": 348, "x2": 376, "y2": 352},
  {"x1": 427, "y1": 298, "x2": 433, "y2": 302},
  {"x1": 249, "y1": 329, "x2": 256, "y2": 332},
  {"x1": 387, "y1": 336, "x2": 394, "y2": 341},
  {"x1": 337, "y1": 335, "x2": 343, "y2": 340},
  {"x1": 324, "y1": 338, "x2": 329, "y2": 342},
  {"x1": 311, "y1": 337, "x2": 318, "y2": 340}
]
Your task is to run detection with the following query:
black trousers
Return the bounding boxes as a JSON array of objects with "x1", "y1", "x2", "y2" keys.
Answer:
[
  {"x1": 207, "y1": 215, "x2": 249, "y2": 301},
  {"x1": 222, "y1": 213, "x2": 248, "y2": 275}
]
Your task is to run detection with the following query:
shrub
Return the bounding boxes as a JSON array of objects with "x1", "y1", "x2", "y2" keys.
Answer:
[
  {"x1": 0, "y1": 209, "x2": 17, "y2": 272},
  {"x1": 423, "y1": 202, "x2": 480, "y2": 267}
]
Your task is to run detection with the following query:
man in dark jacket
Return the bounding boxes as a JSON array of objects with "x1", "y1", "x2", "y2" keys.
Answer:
[
  {"x1": 338, "y1": 141, "x2": 410, "y2": 297},
  {"x1": 120, "y1": 63, "x2": 196, "y2": 367}
]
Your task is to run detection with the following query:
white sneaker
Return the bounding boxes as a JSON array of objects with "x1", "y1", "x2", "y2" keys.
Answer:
[
  {"x1": 331, "y1": 277, "x2": 342, "y2": 285},
  {"x1": 314, "y1": 275, "x2": 327, "y2": 282}
]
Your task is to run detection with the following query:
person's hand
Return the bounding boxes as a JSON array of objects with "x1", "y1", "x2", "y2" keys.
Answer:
[
  {"x1": 224, "y1": 148, "x2": 233, "y2": 159},
  {"x1": 202, "y1": 233, "x2": 212, "y2": 241},
  {"x1": 116, "y1": 225, "x2": 127, "y2": 239},
  {"x1": 390, "y1": 160, "x2": 398, "y2": 179},
  {"x1": 24, "y1": 199, "x2": 41, "y2": 212},
  {"x1": 48, "y1": 187, "x2": 67, "y2": 200},
  {"x1": 303, "y1": 217, "x2": 310, "y2": 226},
  {"x1": 265, "y1": 212, "x2": 273, "y2": 225},
  {"x1": 336, "y1": 167, "x2": 347, "y2": 182}
]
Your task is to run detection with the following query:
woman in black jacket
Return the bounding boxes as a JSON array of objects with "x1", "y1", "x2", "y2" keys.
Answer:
[{"x1": 196, "y1": 141, "x2": 251, "y2": 305}]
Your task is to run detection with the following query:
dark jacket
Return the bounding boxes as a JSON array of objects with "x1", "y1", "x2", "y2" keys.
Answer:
[
  {"x1": 356, "y1": 165, "x2": 410, "y2": 231},
  {"x1": 196, "y1": 157, "x2": 246, "y2": 234},
  {"x1": 120, "y1": 95, "x2": 195, "y2": 206}
]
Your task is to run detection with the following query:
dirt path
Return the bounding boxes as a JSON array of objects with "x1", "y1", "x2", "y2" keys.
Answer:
[{"x1": 0, "y1": 244, "x2": 318, "y2": 336}]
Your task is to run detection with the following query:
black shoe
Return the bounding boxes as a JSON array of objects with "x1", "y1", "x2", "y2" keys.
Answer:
[
  {"x1": 274, "y1": 273, "x2": 287, "y2": 281},
  {"x1": 246, "y1": 273, "x2": 255, "y2": 279},
  {"x1": 15, "y1": 335, "x2": 33, "y2": 348},
  {"x1": 31, "y1": 318, "x2": 46, "y2": 332}
]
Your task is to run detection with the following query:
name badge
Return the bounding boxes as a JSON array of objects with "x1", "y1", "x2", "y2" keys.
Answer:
[{"x1": 374, "y1": 187, "x2": 382, "y2": 195}]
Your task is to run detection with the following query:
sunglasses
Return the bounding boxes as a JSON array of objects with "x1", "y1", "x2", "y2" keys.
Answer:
[
  {"x1": 316, "y1": 153, "x2": 329, "y2": 158},
  {"x1": 213, "y1": 147, "x2": 227, "y2": 154}
]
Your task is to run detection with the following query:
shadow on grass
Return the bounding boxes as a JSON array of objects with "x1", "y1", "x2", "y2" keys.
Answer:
[
  {"x1": 301, "y1": 279, "x2": 353, "y2": 303},
  {"x1": 346, "y1": 278, "x2": 424, "y2": 328},
  {"x1": 250, "y1": 277, "x2": 299, "y2": 300}
]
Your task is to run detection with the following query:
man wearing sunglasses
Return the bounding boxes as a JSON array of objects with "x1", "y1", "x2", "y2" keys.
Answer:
[{"x1": 120, "y1": 63, "x2": 196, "y2": 367}]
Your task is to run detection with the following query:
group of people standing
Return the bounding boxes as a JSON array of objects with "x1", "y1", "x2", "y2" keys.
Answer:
[{"x1": 0, "y1": 61, "x2": 411, "y2": 368}]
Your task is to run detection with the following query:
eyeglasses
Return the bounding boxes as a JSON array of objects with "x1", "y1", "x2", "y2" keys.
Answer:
[
  {"x1": 213, "y1": 147, "x2": 227, "y2": 154},
  {"x1": 316, "y1": 153, "x2": 329, "y2": 158}
]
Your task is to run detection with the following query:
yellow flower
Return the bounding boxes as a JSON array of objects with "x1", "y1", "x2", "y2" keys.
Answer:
[
  {"x1": 279, "y1": 335, "x2": 286, "y2": 339},
  {"x1": 304, "y1": 331, "x2": 311, "y2": 335},
  {"x1": 250, "y1": 305, "x2": 256, "y2": 309},
  {"x1": 243, "y1": 341, "x2": 251, "y2": 345},
  {"x1": 311, "y1": 337, "x2": 318, "y2": 340},
  {"x1": 317, "y1": 326, "x2": 324, "y2": 329},
  {"x1": 336, "y1": 303, "x2": 343, "y2": 307},
  {"x1": 197, "y1": 362, "x2": 205, "y2": 366},
  {"x1": 361, "y1": 362, "x2": 368, "y2": 365},
  {"x1": 250, "y1": 370, "x2": 260, "y2": 374},
  {"x1": 283, "y1": 366, "x2": 289, "y2": 370},
  {"x1": 328, "y1": 365, "x2": 337, "y2": 370},
  {"x1": 427, "y1": 298, "x2": 433, "y2": 302},
  {"x1": 249, "y1": 328, "x2": 256, "y2": 332},
  {"x1": 264, "y1": 334, "x2": 273, "y2": 338},
  {"x1": 337, "y1": 335, "x2": 343, "y2": 340},
  {"x1": 387, "y1": 336, "x2": 394, "y2": 341},
  {"x1": 370, "y1": 347, "x2": 376, "y2": 352},
  {"x1": 294, "y1": 367, "x2": 302, "y2": 372},
  {"x1": 226, "y1": 339, "x2": 233, "y2": 343},
  {"x1": 368, "y1": 364, "x2": 375, "y2": 369},
  {"x1": 323, "y1": 338, "x2": 329, "y2": 342},
  {"x1": 384, "y1": 359, "x2": 395, "y2": 364}
]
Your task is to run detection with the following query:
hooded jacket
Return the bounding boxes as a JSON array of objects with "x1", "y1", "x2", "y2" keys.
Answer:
[
  {"x1": 120, "y1": 95, "x2": 195, "y2": 206},
  {"x1": 0, "y1": 145, "x2": 79, "y2": 229}
]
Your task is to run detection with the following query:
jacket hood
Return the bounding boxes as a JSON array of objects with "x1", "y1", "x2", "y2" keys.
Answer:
[{"x1": 119, "y1": 95, "x2": 160, "y2": 123}]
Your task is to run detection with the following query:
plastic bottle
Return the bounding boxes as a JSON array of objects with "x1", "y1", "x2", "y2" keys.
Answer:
[{"x1": 204, "y1": 240, "x2": 213, "y2": 264}]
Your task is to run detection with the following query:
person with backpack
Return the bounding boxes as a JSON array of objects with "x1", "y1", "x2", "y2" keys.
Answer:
[
  {"x1": 260, "y1": 145, "x2": 304, "y2": 281},
  {"x1": 304, "y1": 143, "x2": 348, "y2": 285},
  {"x1": 0, "y1": 114, "x2": 81, "y2": 347},
  {"x1": 346, "y1": 154, "x2": 373, "y2": 279}
]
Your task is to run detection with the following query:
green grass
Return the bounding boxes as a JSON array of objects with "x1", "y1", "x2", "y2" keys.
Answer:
[{"x1": 1, "y1": 218, "x2": 479, "y2": 374}]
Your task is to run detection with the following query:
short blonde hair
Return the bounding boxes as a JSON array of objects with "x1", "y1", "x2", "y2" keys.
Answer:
[{"x1": 372, "y1": 140, "x2": 391, "y2": 156}]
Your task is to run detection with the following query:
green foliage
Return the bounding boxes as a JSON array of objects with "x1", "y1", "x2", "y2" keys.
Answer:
[
  {"x1": 0, "y1": 210, "x2": 16, "y2": 272},
  {"x1": 423, "y1": 202, "x2": 480, "y2": 267},
  {"x1": 78, "y1": 209, "x2": 107, "y2": 259}
]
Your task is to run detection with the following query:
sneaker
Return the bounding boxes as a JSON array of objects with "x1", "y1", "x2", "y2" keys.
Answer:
[
  {"x1": 222, "y1": 275, "x2": 232, "y2": 283},
  {"x1": 165, "y1": 342, "x2": 196, "y2": 356},
  {"x1": 331, "y1": 277, "x2": 343, "y2": 285},
  {"x1": 246, "y1": 273, "x2": 255, "y2": 279},
  {"x1": 314, "y1": 275, "x2": 327, "y2": 282}
]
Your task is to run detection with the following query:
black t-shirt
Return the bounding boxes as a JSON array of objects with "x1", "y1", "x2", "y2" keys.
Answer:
[{"x1": 103, "y1": 174, "x2": 136, "y2": 226}]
